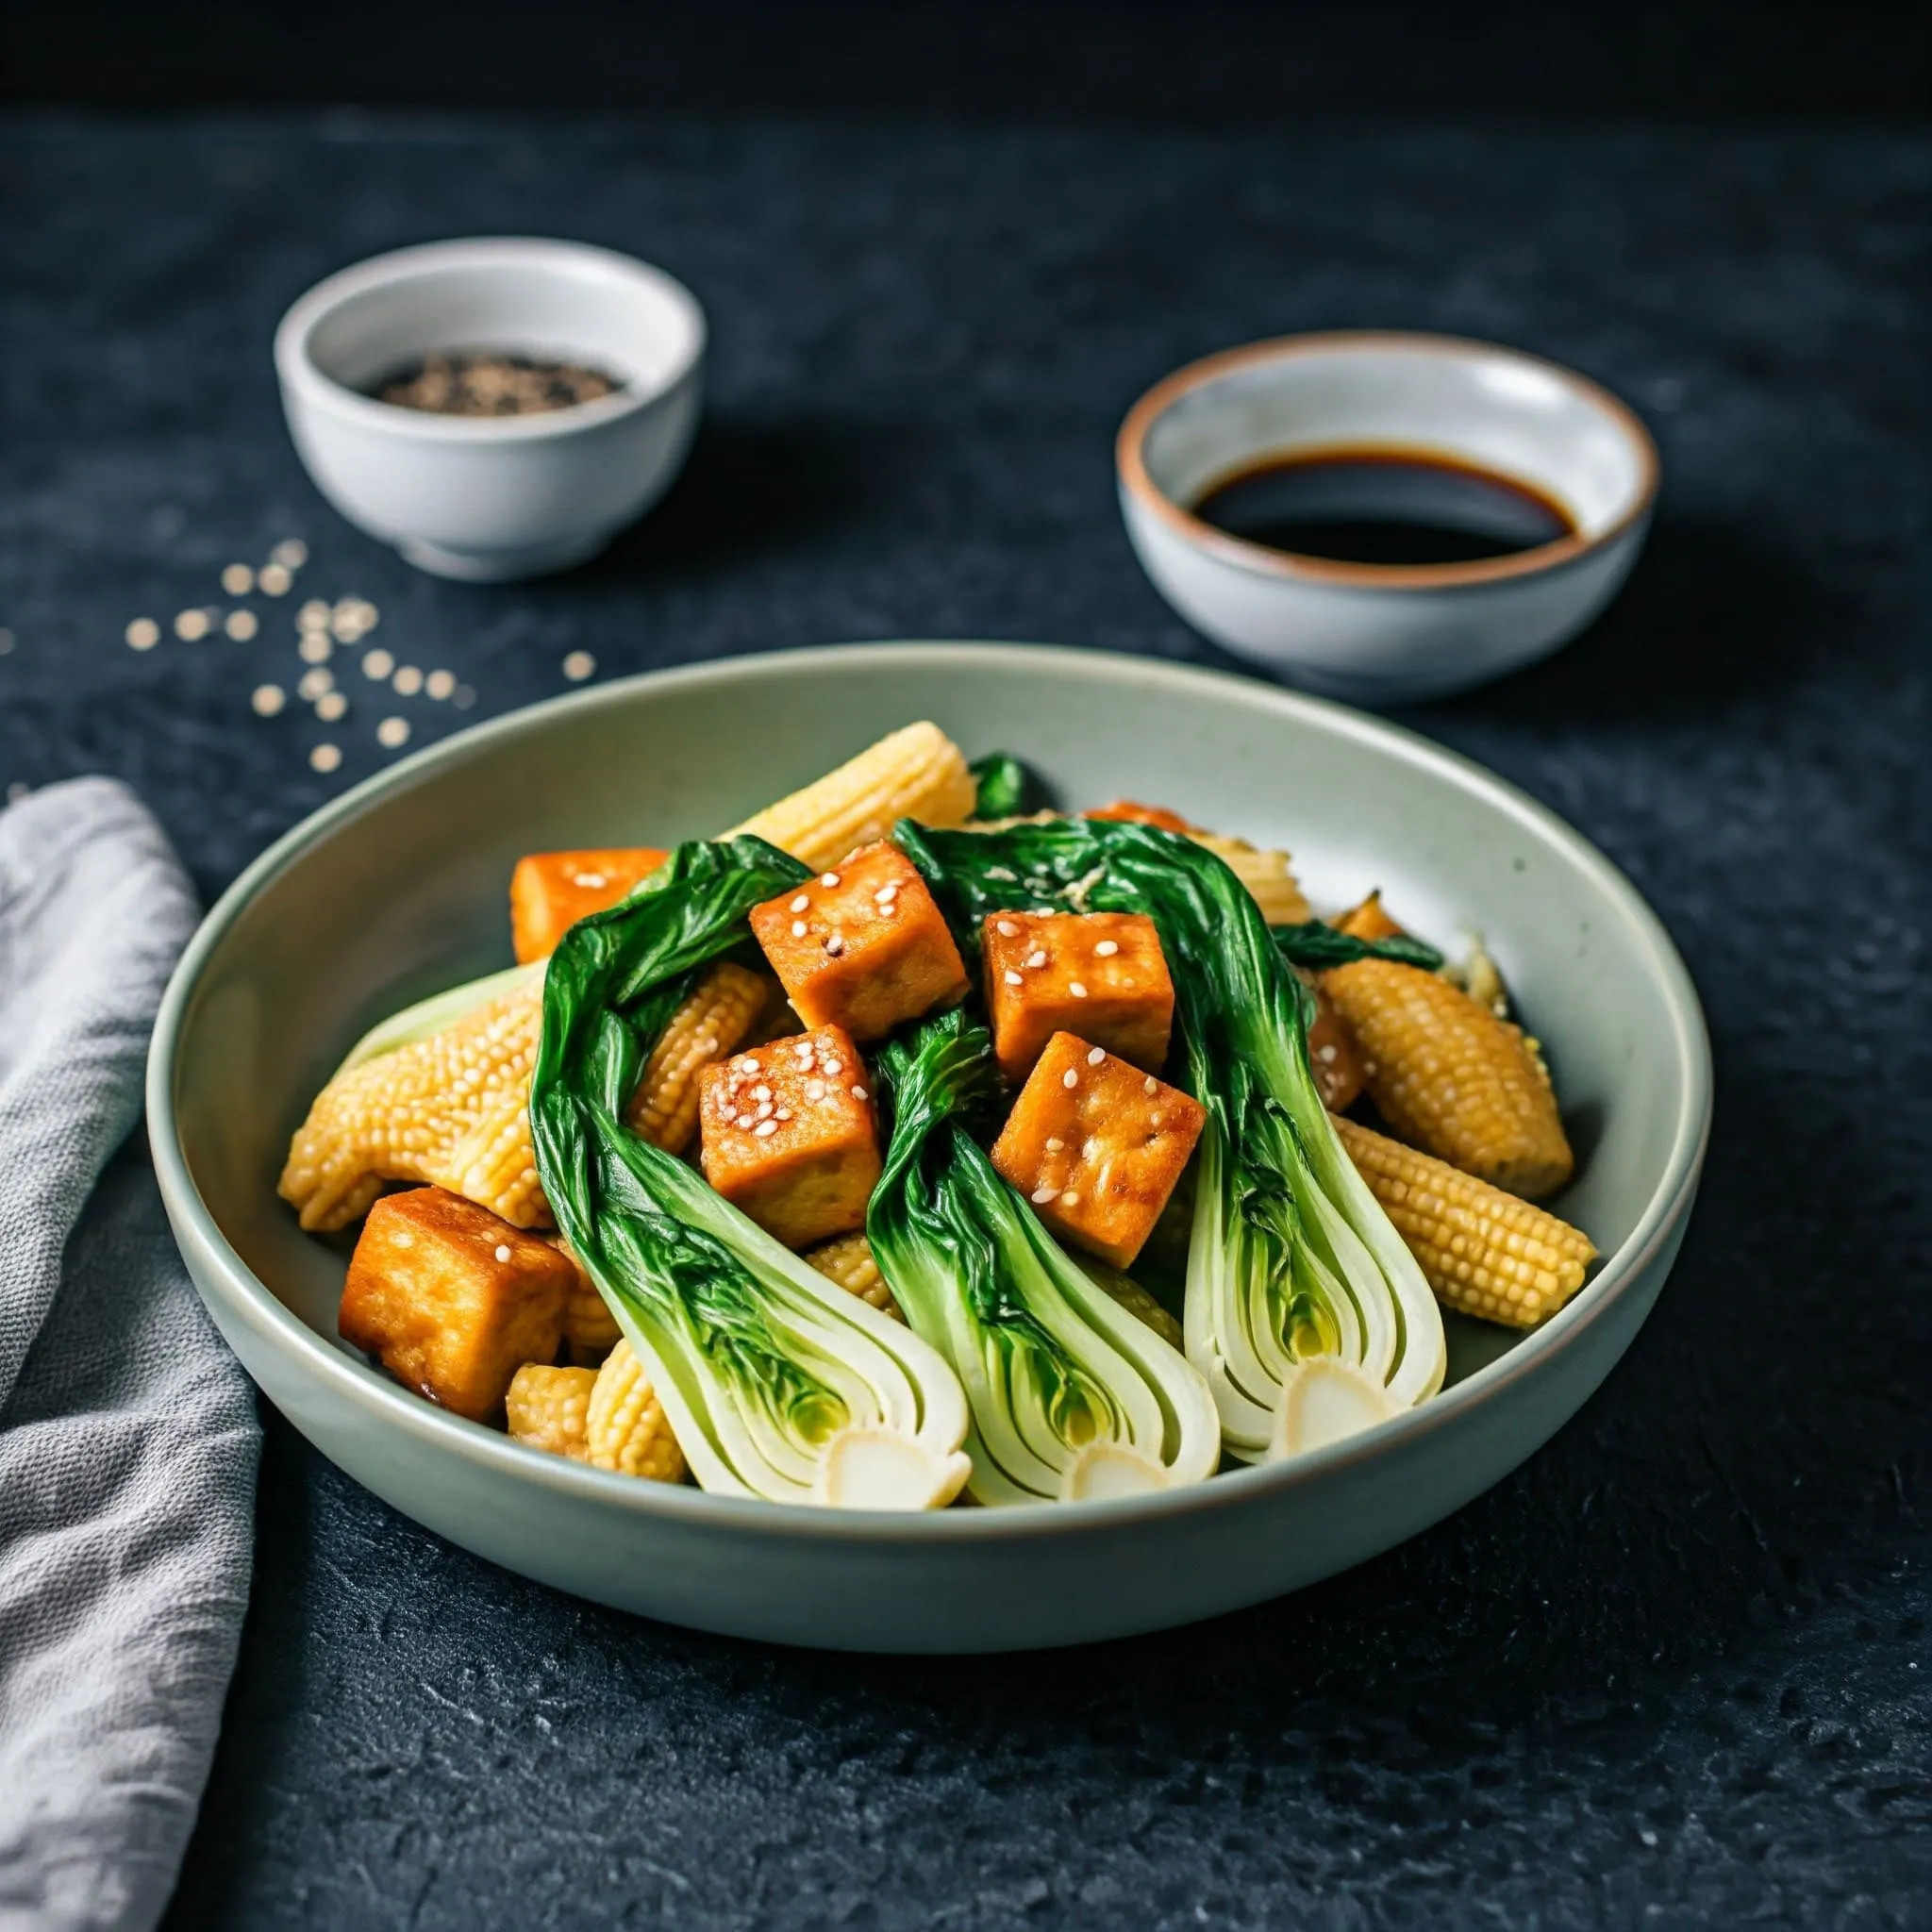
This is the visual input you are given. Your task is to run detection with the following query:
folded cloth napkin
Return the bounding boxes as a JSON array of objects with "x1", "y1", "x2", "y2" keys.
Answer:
[{"x1": 0, "y1": 779, "x2": 259, "y2": 1932}]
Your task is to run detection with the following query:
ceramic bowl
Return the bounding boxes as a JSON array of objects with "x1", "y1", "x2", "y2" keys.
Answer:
[
  {"x1": 1117, "y1": 332, "x2": 1659, "y2": 704},
  {"x1": 147, "y1": 642, "x2": 1708, "y2": 1653},
  {"x1": 275, "y1": 238, "x2": 705, "y2": 581}
]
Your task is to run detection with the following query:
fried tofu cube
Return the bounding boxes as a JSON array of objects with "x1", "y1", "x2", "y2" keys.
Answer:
[
  {"x1": 509, "y1": 846, "x2": 668, "y2": 963},
  {"x1": 697, "y1": 1026, "x2": 883, "y2": 1248},
  {"x1": 748, "y1": 841, "x2": 969, "y2": 1042},
  {"x1": 339, "y1": 1187, "x2": 574, "y2": 1422},
  {"x1": 991, "y1": 1032, "x2": 1207, "y2": 1269},
  {"x1": 982, "y1": 910, "x2": 1174, "y2": 1083}
]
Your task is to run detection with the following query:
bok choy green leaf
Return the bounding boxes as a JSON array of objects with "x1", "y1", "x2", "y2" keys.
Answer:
[
  {"x1": 869, "y1": 1008, "x2": 1221, "y2": 1503},
  {"x1": 528, "y1": 837, "x2": 973, "y2": 1510},
  {"x1": 898, "y1": 817, "x2": 1446, "y2": 1461}
]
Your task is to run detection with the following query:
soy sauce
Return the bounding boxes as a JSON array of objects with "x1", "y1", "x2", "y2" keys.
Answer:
[{"x1": 1191, "y1": 446, "x2": 1576, "y2": 567}]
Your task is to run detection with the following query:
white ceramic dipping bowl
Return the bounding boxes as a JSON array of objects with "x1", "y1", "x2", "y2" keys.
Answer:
[
  {"x1": 275, "y1": 238, "x2": 706, "y2": 581},
  {"x1": 1118, "y1": 332, "x2": 1659, "y2": 704}
]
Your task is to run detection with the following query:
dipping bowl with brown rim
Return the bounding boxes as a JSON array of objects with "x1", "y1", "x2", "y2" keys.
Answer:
[{"x1": 1117, "y1": 331, "x2": 1659, "y2": 704}]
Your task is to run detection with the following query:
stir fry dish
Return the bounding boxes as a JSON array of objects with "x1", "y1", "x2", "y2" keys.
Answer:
[{"x1": 281, "y1": 721, "x2": 1599, "y2": 1510}]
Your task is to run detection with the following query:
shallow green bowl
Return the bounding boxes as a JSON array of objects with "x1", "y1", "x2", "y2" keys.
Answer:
[{"x1": 147, "y1": 642, "x2": 1710, "y2": 1653}]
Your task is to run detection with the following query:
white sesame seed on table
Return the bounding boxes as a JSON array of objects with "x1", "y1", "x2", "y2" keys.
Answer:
[
  {"x1": 270, "y1": 539, "x2": 308, "y2": 570},
  {"x1": 308, "y1": 743, "x2": 341, "y2": 774},
  {"x1": 298, "y1": 633, "x2": 331, "y2": 665},
  {"x1": 562, "y1": 650, "x2": 596, "y2": 682},
  {"x1": 250, "y1": 684, "x2": 286, "y2": 717},
  {"x1": 376, "y1": 717, "x2": 410, "y2": 750},
  {"x1": 315, "y1": 691, "x2": 347, "y2": 723},
  {"x1": 125, "y1": 618, "x2": 159, "y2": 651},
  {"x1": 221, "y1": 563, "x2": 254, "y2": 595},
  {"x1": 174, "y1": 609, "x2": 210, "y2": 641},
  {"x1": 258, "y1": 563, "x2": 292, "y2": 596},
  {"x1": 298, "y1": 599, "x2": 330, "y2": 628},
  {"x1": 392, "y1": 665, "x2": 424, "y2": 696},
  {"x1": 225, "y1": 609, "x2": 258, "y2": 641},
  {"x1": 362, "y1": 648, "x2": 394, "y2": 680},
  {"x1": 425, "y1": 669, "x2": 456, "y2": 701},
  {"x1": 297, "y1": 668, "x2": 333, "y2": 701}
]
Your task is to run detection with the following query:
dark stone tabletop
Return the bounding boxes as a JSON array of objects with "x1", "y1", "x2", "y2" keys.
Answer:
[{"x1": 1, "y1": 111, "x2": 1925, "y2": 1928}]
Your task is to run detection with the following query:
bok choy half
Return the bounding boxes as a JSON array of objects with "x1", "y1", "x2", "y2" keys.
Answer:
[
  {"x1": 869, "y1": 1009, "x2": 1221, "y2": 1504},
  {"x1": 898, "y1": 817, "x2": 1447, "y2": 1462},
  {"x1": 528, "y1": 837, "x2": 972, "y2": 1510}
]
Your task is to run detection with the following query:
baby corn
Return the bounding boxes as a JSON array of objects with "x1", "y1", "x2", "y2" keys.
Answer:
[
  {"x1": 585, "y1": 1341, "x2": 688, "y2": 1482},
  {"x1": 804, "y1": 1232, "x2": 903, "y2": 1321},
  {"x1": 1188, "y1": 831, "x2": 1312, "y2": 927},
  {"x1": 1321, "y1": 957, "x2": 1574, "y2": 1199},
  {"x1": 1333, "y1": 1115, "x2": 1595, "y2": 1327},
  {"x1": 724, "y1": 721, "x2": 977, "y2": 874},
  {"x1": 506, "y1": 1364, "x2": 598, "y2": 1459},
  {"x1": 281, "y1": 964, "x2": 761, "y2": 1233}
]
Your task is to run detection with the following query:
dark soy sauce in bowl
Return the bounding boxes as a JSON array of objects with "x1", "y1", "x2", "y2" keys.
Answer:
[{"x1": 1191, "y1": 446, "x2": 1577, "y2": 568}]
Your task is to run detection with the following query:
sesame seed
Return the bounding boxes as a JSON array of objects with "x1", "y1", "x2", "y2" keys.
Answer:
[
  {"x1": 298, "y1": 599, "x2": 331, "y2": 628},
  {"x1": 806, "y1": 1079, "x2": 826, "y2": 1100},
  {"x1": 791, "y1": 894, "x2": 810, "y2": 913},
  {"x1": 258, "y1": 563, "x2": 292, "y2": 596},
  {"x1": 1025, "y1": 950, "x2": 1046, "y2": 969},
  {"x1": 308, "y1": 742, "x2": 341, "y2": 774},
  {"x1": 362, "y1": 648, "x2": 394, "y2": 680},
  {"x1": 1031, "y1": 1185, "x2": 1058, "y2": 1204},
  {"x1": 995, "y1": 919, "x2": 1018, "y2": 937},
  {"x1": 756, "y1": 1101, "x2": 773, "y2": 1120},
  {"x1": 792, "y1": 1042, "x2": 815, "y2": 1061},
  {"x1": 752, "y1": 1085, "x2": 771, "y2": 1102},
  {"x1": 820, "y1": 873, "x2": 841, "y2": 888},
  {"x1": 1059, "y1": 1191, "x2": 1079, "y2": 1207},
  {"x1": 1004, "y1": 969, "x2": 1023, "y2": 986},
  {"x1": 251, "y1": 683, "x2": 286, "y2": 717},
  {"x1": 573, "y1": 872, "x2": 608, "y2": 890},
  {"x1": 376, "y1": 716, "x2": 410, "y2": 750},
  {"x1": 1044, "y1": 1137, "x2": 1064, "y2": 1152},
  {"x1": 297, "y1": 667, "x2": 333, "y2": 701},
  {"x1": 1094, "y1": 940, "x2": 1120, "y2": 957},
  {"x1": 425, "y1": 670, "x2": 456, "y2": 701},
  {"x1": 271, "y1": 539, "x2": 308, "y2": 570},
  {"x1": 824, "y1": 934, "x2": 844, "y2": 956},
  {"x1": 225, "y1": 608, "x2": 259, "y2": 641},
  {"x1": 875, "y1": 884, "x2": 898, "y2": 904},
  {"x1": 125, "y1": 618, "x2": 159, "y2": 650},
  {"x1": 754, "y1": 1119, "x2": 779, "y2": 1138},
  {"x1": 774, "y1": 1108, "x2": 791, "y2": 1122},
  {"x1": 1087, "y1": 1047, "x2": 1106, "y2": 1065},
  {"x1": 741, "y1": 1058, "x2": 760, "y2": 1073},
  {"x1": 174, "y1": 609, "x2": 210, "y2": 641},
  {"x1": 315, "y1": 691, "x2": 347, "y2": 723},
  {"x1": 392, "y1": 664, "x2": 424, "y2": 696},
  {"x1": 731, "y1": 1057, "x2": 751, "y2": 1072},
  {"x1": 493, "y1": 1243, "x2": 512, "y2": 1262},
  {"x1": 736, "y1": 1112, "x2": 755, "y2": 1129},
  {"x1": 1363, "y1": 1060, "x2": 1379, "y2": 1077},
  {"x1": 823, "y1": 1058, "x2": 843, "y2": 1076},
  {"x1": 562, "y1": 650, "x2": 595, "y2": 682},
  {"x1": 851, "y1": 1084, "x2": 868, "y2": 1101},
  {"x1": 221, "y1": 562, "x2": 254, "y2": 595},
  {"x1": 1143, "y1": 1075, "x2": 1159, "y2": 1094},
  {"x1": 1317, "y1": 1044, "x2": 1338, "y2": 1064},
  {"x1": 298, "y1": 632, "x2": 332, "y2": 665},
  {"x1": 1062, "y1": 1070, "x2": 1078, "y2": 1090},
  {"x1": 985, "y1": 865, "x2": 1017, "y2": 883},
  {"x1": 1070, "y1": 981, "x2": 1089, "y2": 998},
  {"x1": 791, "y1": 920, "x2": 808, "y2": 938}
]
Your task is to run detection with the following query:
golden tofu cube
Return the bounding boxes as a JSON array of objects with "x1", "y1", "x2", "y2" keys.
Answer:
[
  {"x1": 991, "y1": 1032, "x2": 1207, "y2": 1269},
  {"x1": 749, "y1": 841, "x2": 969, "y2": 1042},
  {"x1": 339, "y1": 1187, "x2": 574, "y2": 1423},
  {"x1": 508, "y1": 846, "x2": 668, "y2": 963},
  {"x1": 697, "y1": 1025, "x2": 883, "y2": 1249},
  {"x1": 982, "y1": 910, "x2": 1174, "y2": 1083}
]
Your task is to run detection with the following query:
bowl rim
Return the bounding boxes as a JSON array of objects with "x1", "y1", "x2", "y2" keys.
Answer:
[
  {"x1": 1115, "y1": 329, "x2": 1661, "y2": 593},
  {"x1": 273, "y1": 235, "x2": 708, "y2": 445},
  {"x1": 147, "y1": 640, "x2": 1710, "y2": 1550}
]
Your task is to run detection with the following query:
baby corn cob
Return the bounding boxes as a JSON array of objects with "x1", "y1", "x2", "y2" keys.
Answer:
[
  {"x1": 282, "y1": 964, "x2": 762, "y2": 1233},
  {"x1": 1333, "y1": 1115, "x2": 1596, "y2": 1327},
  {"x1": 724, "y1": 721, "x2": 977, "y2": 874},
  {"x1": 548, "y1": 1237, "x2": 623, "y2": 1363},
  {"x1": 506, "y1": 1364, "x2": 598, "y2": 1459},
  {"x1": 805, "y1": 1232, "x2": 903, "y2": 1321},
  {"x1": 1321, "y1": 957, "x2": 1574, "y2": 1199},
  {"x1": 625, "y1": 961, "x2": 767, "y2": 1154},
  {"x1": 585, "y1": 1341, "x2": 688, "y2": 1482}
]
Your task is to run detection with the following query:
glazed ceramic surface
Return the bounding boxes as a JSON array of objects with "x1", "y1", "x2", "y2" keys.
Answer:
[
  {"x1": 1118, "y1": 333, "x2": 1658, "y2": 703},
  {"x1": 148, "y1": 643, "x2": 1709, "y2": 1652},
  {"x1": 275, "y1": 238, "x2": 705, "y2": 580}
]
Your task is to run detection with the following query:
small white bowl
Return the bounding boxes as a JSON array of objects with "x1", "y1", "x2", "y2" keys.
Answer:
[
  {"x1": 1117, "y1": 332, "x2": 1658, "y2": 703},
  {"x1": 275, "y1": 238, "x2": 706, "y2": 581}
]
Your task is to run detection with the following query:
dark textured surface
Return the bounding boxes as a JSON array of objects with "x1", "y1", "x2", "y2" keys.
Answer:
[{"x1": 1, "y1": 113, "x2": 1926, "y2": 1927}]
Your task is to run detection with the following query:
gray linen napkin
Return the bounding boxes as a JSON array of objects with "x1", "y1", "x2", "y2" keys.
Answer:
[{"x1": 0, "y1": 778, "x2": 259, "y2": 1932}]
